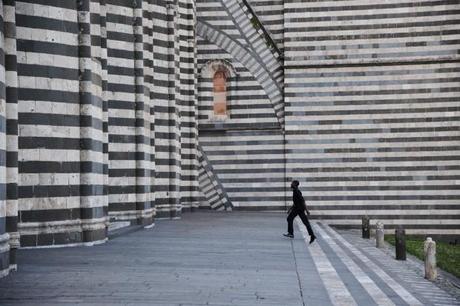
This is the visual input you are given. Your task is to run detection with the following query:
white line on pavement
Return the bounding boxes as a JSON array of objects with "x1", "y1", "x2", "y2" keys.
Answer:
[
  {"x1": 296, "y1": 219, "x2": 357, "y2": 306},
  {"x1": 321, "y1": 223, "x2": 423, "y2": 306},
  {"x1": 314, "y1": 224, "x2": 395, "y2": 306}
]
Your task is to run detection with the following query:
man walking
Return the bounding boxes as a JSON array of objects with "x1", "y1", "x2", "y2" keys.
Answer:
[{"x1": 283, "y1": 180, "x2": 316, "y2": 244}]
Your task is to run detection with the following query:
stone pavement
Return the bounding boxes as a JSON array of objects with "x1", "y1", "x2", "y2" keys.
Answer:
[{"x1": 0, "y1": 212, "x2": 459, "y2": 306}]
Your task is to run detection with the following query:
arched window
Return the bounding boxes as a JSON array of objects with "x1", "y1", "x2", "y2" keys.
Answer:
[
  {"x1": 213, "y1": 70, "x2": 227, "y2": 118},
  {"x1": 200, "y1": 60, "x2": 235, "y2": 121}
]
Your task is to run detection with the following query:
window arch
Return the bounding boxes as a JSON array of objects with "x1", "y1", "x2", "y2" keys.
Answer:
[
  {"x1": 200, "y1": 60, "x2": 236, "y2": 121},
  {"x1": 213, "y1": 70, "x2": 227, "y2": 118}
]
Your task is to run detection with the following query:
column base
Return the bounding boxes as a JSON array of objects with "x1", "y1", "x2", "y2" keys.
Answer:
[
  {"x1": 0, "y1": 233, "x2": 10, "y2": 278},
  {"x1": 18, "y1": 218, "x2": 108, "y2": 248},
  {"x1": 108, "y1": 208, "x2": 155, "y2": 227},
  {"x1": 155, "y1": 205, "x2": 182, "y2": 219}
]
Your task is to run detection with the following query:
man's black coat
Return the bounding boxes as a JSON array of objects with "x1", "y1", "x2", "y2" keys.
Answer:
[
  {"x1": 292, "y1": 188, "x2": 307, "y2": 212},
  {"x1": 286, "y1": 186, "x2": 314, "y2": 237}
]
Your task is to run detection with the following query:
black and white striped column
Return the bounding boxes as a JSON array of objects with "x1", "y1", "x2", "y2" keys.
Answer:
[
  {"x1": 0, "y1": 0, "x2": 11, "y2": 277},
  {"x1": 153, "y1": 0, "x2": 182, "y2": 219},
  {"x1": 178, "y1": 0, "x2": 200, "y2": 211},
  {"x1": 133, "y1": 0, "x2": 154, "y2": 226},
  {"x1": 3, "y1": 0, "x2": 18, "y2": 270},
  {"x1": 77, "y1": 0, "x2": 108, "y2": 243}
]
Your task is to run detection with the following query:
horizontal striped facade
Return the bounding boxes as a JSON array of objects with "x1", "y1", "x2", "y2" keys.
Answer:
[
  {"x1": 284, "y1": 63, "x2": 460, "y2": 233},
  {"x1": 4, "y1": 0, "x2": 18, "y2": 273},
  {"x1": 196, "y1": 0, "x2": 285, "y2": 211},
  {"x1": 199, "y1": 130, "x2": 286, "y2": 210},
  {"x1": 196, "y1": 0, "x2": 284, "y2": 124},
  {"x1": 284, "y1": 0, "x2": 460, "y2": 67},
  {"x1": 0, "y1": 0, "x2": 11, "y2": 278},
  {"x1": 0, "y1": 0, "x2": 459, "y2": 280},
  {"x1": 247, "y1": 0, "x2": 283, "y2": 53},
  {"x1": 284, "y1": 0, "x2": 460, "y2": 234},
  {"x1": 0, "y1": 0, "x2": 198, "y2": 268},
  {"x1": 194, "y1": 0, "x2": 460, "y2": 236}
]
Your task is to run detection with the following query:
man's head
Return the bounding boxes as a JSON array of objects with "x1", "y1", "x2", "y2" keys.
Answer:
[{"x1": 291, "y1": 180, "x2": 300, "y2": 189}]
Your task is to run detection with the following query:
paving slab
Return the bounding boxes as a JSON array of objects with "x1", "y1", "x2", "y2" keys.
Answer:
[{"x1": 0, "y1": 211, "x2": 458, "y2": 306}]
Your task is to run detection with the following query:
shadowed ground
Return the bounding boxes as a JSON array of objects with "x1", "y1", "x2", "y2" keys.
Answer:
[{"x1": 0, "y1": 212, "x2": 458, "y2": 306}]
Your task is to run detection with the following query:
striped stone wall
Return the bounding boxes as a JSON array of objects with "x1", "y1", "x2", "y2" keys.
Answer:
[
  {"x1": 195, "y1": 0, "x2": 460, "y2": 235},
  {"x1": 284, "y1": 0, "x2": 460, "y2": 66},
  {"x1": 0, "y1": 0, "x2": 458, "y2": 281},
  {"x1": 152, "y1": 0, "x2": 181, "y2": 218},
  {"x1": 0, "y1": 0, "x2": 198, "y2": 261},
  {"x1": 0, "y1": 0, "x2": 10, "y2": 277},
  {"x1": 196, "y1": 0, "x2": 286, "y2": 210},
  {"x1": 199, "y1": 130, "x2": 286, "y2": 210},
  {"x1": 15, "y1": 0, "x2": 108, "y2": 248},
  {"x1": 177, "y1": 0, "x2": 200, "y2": 212},
  {"x1": 246, "y1": 0, "x2": 283, "y2": 53},
  {"x1": 196, "y1": 0, "x2": 284, "y2": 124},
  {"x1": 106, "y1": 0, "x2": 153, "y2": 224},
  {"x1": 284, "y1": 0, "x2": 460, "y2": 234},
  {"x1": 3, "y1": 0, "x2": 18, "y2": 274}
]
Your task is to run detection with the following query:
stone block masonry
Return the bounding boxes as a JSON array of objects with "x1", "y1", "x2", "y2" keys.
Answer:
[
  {"x1": 0, "y1": 0, "x2": 199, "y2": 278},
  {"x1": 283, "y1": 0, "x2": 460, "y2": 233},
  {"x1": 0, "y1": 0, "x2": 459, "y2": 280},
  {"x1": 194, "y1": 0, "x2": 460, "y2": 235},
  {"x1": 0, "y1": 0, "x2": 18, "y2": 277}
]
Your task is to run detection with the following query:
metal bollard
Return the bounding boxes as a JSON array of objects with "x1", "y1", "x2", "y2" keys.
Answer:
[
  {"x1": 395, "y1": 227, "x2": 406, "y2": 260},
  {"x1": 376, "y1": 221, "x2": 384, "y2": 248},
  {"x1": 424, "y1": 237, "x2": 437, "y2": 281},
  {"x1": 362, "y1": 215, "x2": 370, "y2": 239}
]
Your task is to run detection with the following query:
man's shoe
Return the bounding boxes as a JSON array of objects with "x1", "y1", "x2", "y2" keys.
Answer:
[
  {"x1": 283, "y1": 233, "x2": 294, "y2": 238},
  {"x1": 309, "y1": 235, "x2": 316, "y2": 244}
]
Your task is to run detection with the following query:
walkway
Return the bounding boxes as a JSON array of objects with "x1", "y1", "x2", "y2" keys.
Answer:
[{"x1": 0, "y1": 212, "x2": 458, "y2": 305}]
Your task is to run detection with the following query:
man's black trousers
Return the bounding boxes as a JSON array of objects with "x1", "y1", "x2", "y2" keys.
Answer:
[{"x1": 287, "y1": 208, "x2": 314, "y2": 236}]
